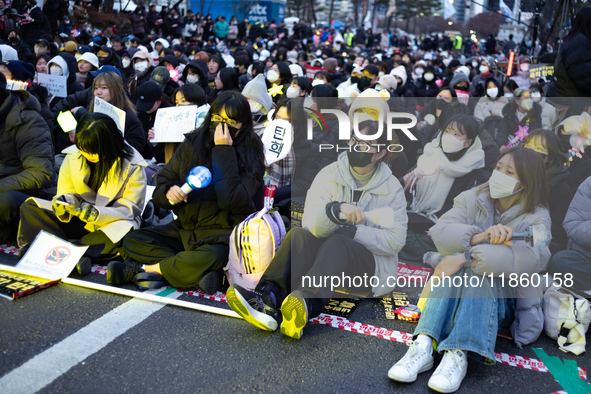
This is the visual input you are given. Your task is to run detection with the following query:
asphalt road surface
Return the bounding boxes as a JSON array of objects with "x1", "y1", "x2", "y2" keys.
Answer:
[{"x1": 1, "y1": 250, "x2": 590, "y2": 394}]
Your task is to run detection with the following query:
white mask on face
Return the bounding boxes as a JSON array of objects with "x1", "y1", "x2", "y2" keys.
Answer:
[
  {"x1": 50, "y1": 66, "x2": 63, "y2": 76},
  {"x1": 441, "y1": 133, "x2": 466, "y2": 153},
  {"x1": 266, "y1": 69, "x2": 279, "y2": 83},
  {"x1": 520, "y1": 98, "x2": 534, "y2": 111},
  {"x1": 415, "y1": 67, "x2": 424, "y2": 75},
  {"x1": 134, "y1": 61, "x2": 148, "y2": 72},
  {"x1": 520, "y1": 63, "x2": 529, "y2": 72},
  {"x1": 487, "y1": 87, "x2": 499, "y2": 98},
  {"x1": 122, "y1": 58, "x2": 131, "y2": 68},
  {"x1": 479, "y1": 65, "x2": 489, "y2": 74},
  {"x1": 424, "y1": 73, "x2": 434, "y2": 82},
  {"x1": 504, "y1": 92, "x2": 514, "y2": 98},
  {"x1": 489, "y1": 170, "x2": 522, "y2": 199},
  {"x1": 472, "y1": 61, "x2": 478, "y2": 68},
  {"x1": 303, "y1": 96, "x2": 314, "y2": 109},
  {"x1": 186, "y1": 75, "x2": 199, "y2": 84},
  {"x1": 531, "y1": 92, "x2": 541, "y2": 102},
  {"x1": 286, "y1": 86, "x2": 301, "y2": 98},
  {"x1": 249, "y1": 100, "x2": 263, "y2": 113},
  {"x1": 311, "y1": 79, "x2": 325, "y2": 86}
]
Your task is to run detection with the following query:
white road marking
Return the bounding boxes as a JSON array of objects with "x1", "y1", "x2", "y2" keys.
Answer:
[{"x1": 0, "y1": 289, "x2": 180, "y2": 394}]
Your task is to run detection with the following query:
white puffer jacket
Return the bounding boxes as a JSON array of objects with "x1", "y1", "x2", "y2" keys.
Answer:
[{"x1": 302, "y1": 152, "x2": 408, "y2": 296}]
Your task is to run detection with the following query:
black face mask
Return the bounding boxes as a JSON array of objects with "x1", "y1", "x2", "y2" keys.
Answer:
[
  {"x1": 210, "y1": 122, "x2": 240, "y2": 139},
  {"x1": 350, "y1": 76, "x2": 360, "y2": 84},
  {"x1": 436, "y1": 98, "x2": 448, "y2": 111},
  {"x1": 455, "y1": 85, "x2": 469, "y2": 92},
  {"x1": 9, "y1": 37, "x2": 18, "y2": 45},
  {"x1": 347, "y1": 149, "x2": 374, "y2": 168}
]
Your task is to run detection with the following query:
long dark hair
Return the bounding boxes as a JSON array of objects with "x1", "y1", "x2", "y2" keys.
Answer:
[
  {"x1": 75, "y1": 113, "x2": 135, "y2": 190},
  {"x1": 476, "y1": 147, "x2": 549, "y2": 213},
  {"x1": 564, "y1": 6, "x2": 591, "y2": 42},
  {"x1": 218, "y1": 68, "x2": 240, "y2": 91},
  {"x1": 184, "y1": 91, "x2": 265, "y2": 182}
]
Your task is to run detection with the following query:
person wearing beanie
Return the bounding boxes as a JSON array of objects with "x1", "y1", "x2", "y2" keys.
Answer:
[
  {"x1": 64, "y1": 40, "x2": 78, "y2": 53},
  {"x1": 348, "y1": 89, "x2": 409, "y2": 178},
  {"x1": 242, "y1": 74, "x2": 273, "y2": 136},
  {"x1": 0, "y1": 71, "x2": 56, "y2": 245},
  {"x1": 376, "y1": 74, "x2": 398, "y2": 94},
  {"x1": 323, "y1": 57, "x2": 344, "y2": 87},
  {"x1": 0, "y1": 60, "x2": 35, "y2": 82},
  {"x1": 127, "y1": 51, "x2": 155, "y2": 99},
  {"x1": 470, "y1": 56, "x2": 501, "y2": 97},
  {"x1": 498, "y1": 87, "x2": 543, "y2": 148}
]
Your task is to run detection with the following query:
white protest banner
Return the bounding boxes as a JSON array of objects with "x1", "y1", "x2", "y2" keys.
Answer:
[
  {"x1": 261, "y1": 119, "x2": 293, "y2": 165},
  {"x1": 5, "y1": 79, "x2": 28, "y2": 91},
  {"x1": 151, "y1": 105, "x2": 198, "y2": 143},
  {"x1": 17, "y1": 230, "x2": 88, "y2": 278},
  {"x1": 37, "y1": 73, "x2": 67, "y2": 97},
  {"x1": 94, "y1": 96, "x2": 126, "y2": 135}
]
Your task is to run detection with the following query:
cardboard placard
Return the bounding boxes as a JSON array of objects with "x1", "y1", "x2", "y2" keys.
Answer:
[
  {"x1": 151, "y1": 105, "x2": 198, "y2": 143},
  {"x1": 0, "y1": 270, "x2": 60, "y2": 300},
  {"x1": 5, "y1": 79, "x2": 28, "y2": 91},
  {"x1": 17, "y1": 231, "x2": 88, "y2": 278},
  {"x1": 529, "y1": 63, "x2": 554, "y2": 83},
  {"x1": 93, "y1": 97, "x2": 126, "y2": 135},
  {"x1": 37, "y1": 73, "x2": 68, "y2": 98}
]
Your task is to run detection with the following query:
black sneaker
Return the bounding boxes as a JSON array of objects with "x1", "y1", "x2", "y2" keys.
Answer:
[
  {"x1": 76, "y1": 257, "x2": 92, "y2": 276},
  {"x1": 107, "y1": 259, "x2": 144, "y2": 285},
  {"x1": 199, "y1": 271, "x2": 223, "y2": 295},
  {"x1": 226, "y1": 284, "x2": 279, "y2": 331},
  {"x1": 280, "y1": 290, "x2": 309, "y2": 340}
]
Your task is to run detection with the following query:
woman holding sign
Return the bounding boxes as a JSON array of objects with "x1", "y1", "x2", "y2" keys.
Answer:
[
  {"x1": 18, "y1": 113, "x2": 147, "y2": 267},
  {"x1": 115, "y1": 91, "x2": 265, "y2": 294}
]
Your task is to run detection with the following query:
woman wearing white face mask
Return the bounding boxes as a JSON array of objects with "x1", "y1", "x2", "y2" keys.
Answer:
[
  {"x1": 286, "y1": 77, "x2": 312, "y2": 99},
  {"x1": 469, "y1": 56, "x2": 501, "y2": 97},
  {"x1": 498, "y1": 88, "x2": 543, "y2": 148},
  {"x1": 242, "y1": 74, "x2": 273, "y2": 136},
  {"x1": 474, "y1": 77, "x2": 509, "y2": 121},
  {"x1": 47, "y1": 53, "x2": 84, "y2": 108},
  {"x1": 389, "y1": 147, "x2": 551, "y2": 393},
  {"x1": 510, "y1": 55, "x2": 533, "y2": 88},
  {"x1": 180, "y1": 59, "x2": 216, "y2": 104},
  {"x1": 529, "y1": 83, "x2": 556, "y2": 129},
  {"x1": 266, "y1": 61, "x2": 292, "y2": 104},
  {"x1": 399, "y1": 115, "x2": 486, "y2": 263},
  {"x1": 412, "y1": 60, "x2": 427, "y2": 81},
  {"x1": 127, "y1": 51, "x2": 155, "y2": 100}
]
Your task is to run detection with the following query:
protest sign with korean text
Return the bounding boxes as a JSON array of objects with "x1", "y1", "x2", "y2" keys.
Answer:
[{"x1": 151, "y1": 105, "x2": 198, "y2": 143}]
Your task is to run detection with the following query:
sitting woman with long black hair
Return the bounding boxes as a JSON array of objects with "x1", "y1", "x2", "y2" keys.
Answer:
[
  {"x1": 18, "y1": 113, "x2": 147, "y2": 264},
  {"x1": 114, "y1": 91, "x2": 265, "y2": 294},
  {"x1": 388, "y1": 147, "x2": 551, "y2": 393}
]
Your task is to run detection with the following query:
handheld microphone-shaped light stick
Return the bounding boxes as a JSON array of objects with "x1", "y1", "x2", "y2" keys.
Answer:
[
  {"x1": 339, "y1": 207, "x2": 395, "y2": 228},
  {"x1": 169, "y1": 166, "x2": 212, "y2": 205},
  {"x1": 507, "y1": 224, "x2": 552, "y2": 248}
]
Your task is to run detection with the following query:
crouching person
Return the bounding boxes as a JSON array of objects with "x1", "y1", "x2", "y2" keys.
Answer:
[
  {"x1": 18, "y1": 113, "x2": 147, "y2": 269},
  {"x1": 226, "y1": 118, "x2": 408, "y2": 339},
  {"x1": 116, "y1": 91, "x2": 265, "y2": 293}
]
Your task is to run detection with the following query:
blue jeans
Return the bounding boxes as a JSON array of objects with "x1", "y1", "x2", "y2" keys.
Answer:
[{"x1": 415, "y1": 268, "x2": 515, "y2": 364}]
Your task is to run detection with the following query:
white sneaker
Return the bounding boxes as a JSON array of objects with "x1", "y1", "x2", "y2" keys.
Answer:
[
  {"x1": 428, "y1": 349, "x2": 468, "y2": 393},
  {"x1": 388, "y1": 341, "x2": 434, "y2": 382}
]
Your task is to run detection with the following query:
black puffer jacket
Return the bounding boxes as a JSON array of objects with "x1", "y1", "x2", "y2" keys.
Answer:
[
  {"x1": 547, "y1": 33, "x2": 591, "y2": 98},
  {"x1": 0, "y1": 91, "x2": 56, "y2": 195},
  {"x1": 546, "y1": 164, "x2": 573, "y2": 254},
  {"x1": 180, "y1": 59, "x2": 216, "y2": 103},
  {"x1": 498, "y1": 101, "x2": 543, "y2": 148},
  {"x1": 153, "y1": 138, "x2": 263, "y2": 241}
]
